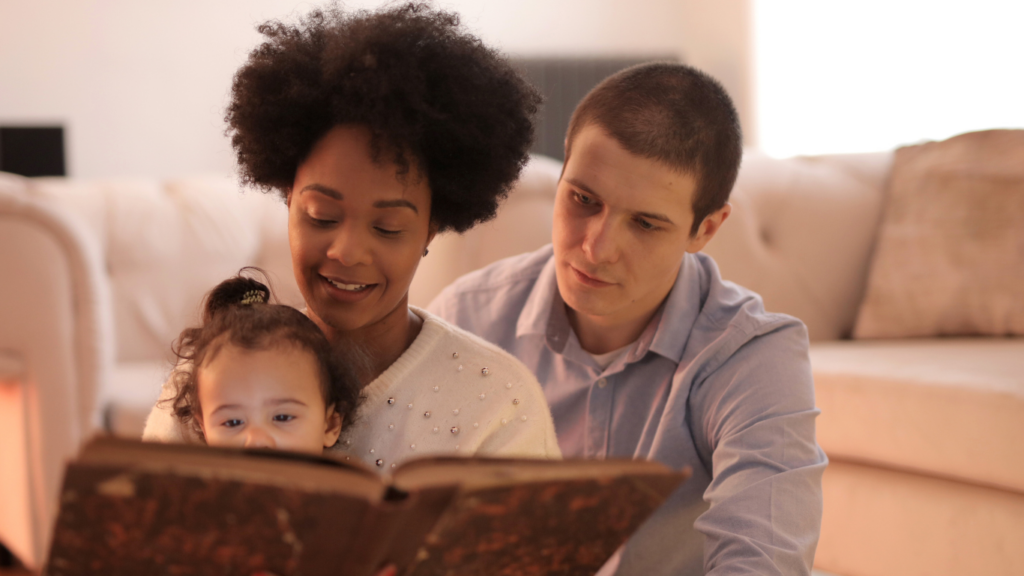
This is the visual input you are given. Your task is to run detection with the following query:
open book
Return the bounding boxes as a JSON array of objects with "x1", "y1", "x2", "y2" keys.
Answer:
[{"x1": 46, "y1": 437, "x2": 689, "y2": 576}]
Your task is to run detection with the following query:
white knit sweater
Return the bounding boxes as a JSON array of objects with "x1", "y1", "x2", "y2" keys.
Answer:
[{"x1": 142, "y1": 307, "x2": 562, "y2": 470}]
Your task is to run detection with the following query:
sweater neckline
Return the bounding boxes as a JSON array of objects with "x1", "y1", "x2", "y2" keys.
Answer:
[{"x1": 359, "y1": 306, "x2": 443, "y2": 407}]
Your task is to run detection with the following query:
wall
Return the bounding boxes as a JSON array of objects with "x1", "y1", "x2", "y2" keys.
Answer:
[{"x1": 0, "y1": 0, "x2": 754, "y2": 179}]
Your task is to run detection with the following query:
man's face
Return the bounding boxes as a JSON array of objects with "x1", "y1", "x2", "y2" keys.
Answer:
[{"x1": 553, "y1": 123, "x2": 724, "y2": 334}]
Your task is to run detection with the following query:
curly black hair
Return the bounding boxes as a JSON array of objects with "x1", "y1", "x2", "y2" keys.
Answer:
[
  {"x1": 226, "y1": 2, "x2": 541, "y2": 234},
  {"x1": 166, "y1": 272, "x2": 362, "y2": 445}
]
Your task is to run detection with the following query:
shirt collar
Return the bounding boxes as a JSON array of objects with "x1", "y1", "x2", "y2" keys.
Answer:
[
  {"x1": 518, "y1": 249, "x2": 703, "y2": 364},
  {"x1": 516, "y1": 252, "x2": 571, "y2": 352}
]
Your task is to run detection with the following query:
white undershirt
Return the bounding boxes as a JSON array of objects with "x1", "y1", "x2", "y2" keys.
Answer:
[{"x1": 589, "y1": 342, "x2": 634, "y2": 371}]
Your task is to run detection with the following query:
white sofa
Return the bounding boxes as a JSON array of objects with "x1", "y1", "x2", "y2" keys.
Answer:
[{"x1": 1, "y1": 152, "x2": 1022, "y2": 574}]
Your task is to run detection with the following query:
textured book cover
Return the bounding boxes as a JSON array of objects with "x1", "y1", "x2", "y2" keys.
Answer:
[{"x1": 43, "y1": 438, "x2": 688, "y2": 576}]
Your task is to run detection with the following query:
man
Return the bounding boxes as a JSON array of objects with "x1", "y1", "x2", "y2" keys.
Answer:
[{"x1": 428, "y1": 63, "x2": 826, "y2": 575}]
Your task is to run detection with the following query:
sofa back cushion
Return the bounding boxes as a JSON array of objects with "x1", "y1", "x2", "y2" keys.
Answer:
[
  {"x1": 28, "y1": 176, "x2": 301, "y2": 363},
  {"x1": 853, "y1": 130, "x2": 1024, "y2": 338},
  {"x1": 703, "y1": 152, "x2": 892, "y2": 340}
]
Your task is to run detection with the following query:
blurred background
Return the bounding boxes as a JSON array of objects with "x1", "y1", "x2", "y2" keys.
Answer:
[{"x1": 3, "y1": 0, "x2": 1020, "y2": 179}]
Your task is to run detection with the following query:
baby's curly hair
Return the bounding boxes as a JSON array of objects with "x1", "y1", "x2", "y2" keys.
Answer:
[
  {"x1": 226, "y1": 2, "x2": 541, "y2": 233},
  {"x1": 167, "y1": 272, "x2": 361, "y2": 444}
]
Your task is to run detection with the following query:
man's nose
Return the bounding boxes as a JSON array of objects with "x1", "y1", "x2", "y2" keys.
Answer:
[
  {"x1": 581, "y1": 215, "x2": 616, "y2": 264},
  {"x1": 244, "y1": 426, "x2": 276, "y2": 449}
]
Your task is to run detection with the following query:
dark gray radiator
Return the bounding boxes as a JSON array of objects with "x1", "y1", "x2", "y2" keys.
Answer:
[{"x1": 511, "y1": 57, "x2": 678, "y2": 161}]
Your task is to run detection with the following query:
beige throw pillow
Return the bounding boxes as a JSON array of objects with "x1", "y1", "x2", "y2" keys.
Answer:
[{"x1": 853, "y1": 129, "x2": 1024, "y2": 338}]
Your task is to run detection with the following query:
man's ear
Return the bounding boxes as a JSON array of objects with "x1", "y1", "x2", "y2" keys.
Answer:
[
  {"x1": 685, "y1": 203, "x2": 732, "y2": 254},
  {"x1": 323, "y1": 406, "x2": 343, "y2": 448}
]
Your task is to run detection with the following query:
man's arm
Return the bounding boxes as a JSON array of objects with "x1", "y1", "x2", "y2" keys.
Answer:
[{"x1": 690, "y1": 321, "x2": 827, "y2": 576}]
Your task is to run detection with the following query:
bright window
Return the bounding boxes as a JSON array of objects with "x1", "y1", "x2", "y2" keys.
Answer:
[{"x1": 754, "y1": 1, "x2": 1024, "y2": 157}]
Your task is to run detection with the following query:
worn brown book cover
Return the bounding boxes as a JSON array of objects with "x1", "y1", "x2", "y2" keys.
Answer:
[{"x1": 45, "y1": 437, "x2": 689, "y2": 576}]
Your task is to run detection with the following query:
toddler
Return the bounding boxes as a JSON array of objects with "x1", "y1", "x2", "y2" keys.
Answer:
[{"x1": 166, "y1": 274, "x2": 361, "y2": 455}]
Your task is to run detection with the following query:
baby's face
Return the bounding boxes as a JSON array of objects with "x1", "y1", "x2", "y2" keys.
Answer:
[{"x1": 197, "y1": 342, "x2": 341, "y2": 455}]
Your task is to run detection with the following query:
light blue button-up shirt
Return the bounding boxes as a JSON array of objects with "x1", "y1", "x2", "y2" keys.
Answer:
[{"x1": 429, "y1": 245, "x2": 827, "y2": 576}]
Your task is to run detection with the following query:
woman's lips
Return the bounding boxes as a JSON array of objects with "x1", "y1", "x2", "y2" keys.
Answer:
[
  {"x1": 321, "y1": 274, "x2": 376, "y2": 301},
  {"x1": 570, "y1": 265, "x2": 614, "y2": 288}
]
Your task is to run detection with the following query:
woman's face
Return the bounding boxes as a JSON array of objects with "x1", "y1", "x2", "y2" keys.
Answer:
[{"x1": 288, "y1": 125, "x2": 435, "y2": 340}]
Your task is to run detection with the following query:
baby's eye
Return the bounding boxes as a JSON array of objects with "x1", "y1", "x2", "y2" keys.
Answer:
[
  {"x1": 222, "y1": 419, "x2": 244, "y2": 428},
  {"x1": 273, "y1": 414, "x2": 296, "y2": 423}
]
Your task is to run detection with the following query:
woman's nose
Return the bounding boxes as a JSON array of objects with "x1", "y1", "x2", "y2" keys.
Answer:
[
  {"x1": 244, "y1": 426, "x2": 276, "y2": 449},
  {"x1": 325, "y1": 223, "x2": 373, "y2": 267}
]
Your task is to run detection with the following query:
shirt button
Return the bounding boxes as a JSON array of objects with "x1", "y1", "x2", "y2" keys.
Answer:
[{"x1": 597, "y1": 378, "x2": 607, "y2": 388}]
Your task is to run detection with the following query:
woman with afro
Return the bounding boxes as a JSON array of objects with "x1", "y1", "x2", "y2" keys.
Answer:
[{"x1": 144, "y1": 3, "x2": 562, "y2": 469}]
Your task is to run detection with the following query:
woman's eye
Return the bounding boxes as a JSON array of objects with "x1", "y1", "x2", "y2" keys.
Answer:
[
  {"x1": 223, "y1": 419, "x2": 244, "y2": 428},
  {"x1": 374, "y1": 226, "x2": 401, "y2": 236},
  {"x1": 273, "y1": 414, "x2": 296, "y2": 423},
  {"x1": 309, "y1": 216, "x2": 336, "y2": 227}
]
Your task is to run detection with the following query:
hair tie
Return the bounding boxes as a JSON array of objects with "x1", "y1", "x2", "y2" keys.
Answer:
[{"x1": 241, "y1": 289, "x2": 267, "y2": 305}]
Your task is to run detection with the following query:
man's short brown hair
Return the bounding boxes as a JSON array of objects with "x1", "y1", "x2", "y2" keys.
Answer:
[{"x1": 565, "y1": 62, "x2": 742, "y2": 236}]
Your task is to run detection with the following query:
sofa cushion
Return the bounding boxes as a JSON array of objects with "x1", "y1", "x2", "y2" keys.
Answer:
[
  {"x1": 816, "y1": 461, "x2": 1024, "y2": 576},
  {"x1": 703, "y1": 151, "x2": 891, "y2": 341},
  {"x1": 811, "y1": 338, "x2": 1024, "y2": 493},
  {"x1": 28, "y1": 176, "x2": 301, "y2": 364},
  {"x1": 854, "y1": 129, "x2": 1024, "y2": 338}
]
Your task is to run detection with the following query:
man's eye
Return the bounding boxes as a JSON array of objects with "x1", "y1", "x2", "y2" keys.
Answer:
[
  {"x1": 574, "y1": 192, "x2": 595, "y2": 205},
  {"x1": 273, "y1": 414, "x2": 296, "y2": 423},
  {"x1": 636, "y1": 218, "x2": 656, "y2": 231},
  {"x1": 223, "y1": 419, "x2": 244, "y2": 428}
]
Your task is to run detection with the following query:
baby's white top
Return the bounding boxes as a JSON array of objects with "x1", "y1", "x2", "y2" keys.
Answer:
[{"x1": 142, "y1": 307, "x2": 562, "y2": 469}]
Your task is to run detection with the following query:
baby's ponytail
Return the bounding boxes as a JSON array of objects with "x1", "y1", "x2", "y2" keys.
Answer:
[{"x1": 202, "y1": 274, "x2": 272, "y2": 323}]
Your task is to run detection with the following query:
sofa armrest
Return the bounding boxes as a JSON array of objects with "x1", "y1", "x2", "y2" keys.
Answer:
[{"x1": 0, "y1": 172, "x2": 114, "y2": 568}]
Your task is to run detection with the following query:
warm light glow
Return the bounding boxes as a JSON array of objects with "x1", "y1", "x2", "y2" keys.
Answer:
[{"x1": 754, "y1": 1, "x2": 1024, "y2": 157}]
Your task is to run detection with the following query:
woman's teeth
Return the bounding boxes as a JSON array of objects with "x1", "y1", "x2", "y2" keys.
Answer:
[{"x1": 328, "y1": 279, "x2": 369, "y2": 291}]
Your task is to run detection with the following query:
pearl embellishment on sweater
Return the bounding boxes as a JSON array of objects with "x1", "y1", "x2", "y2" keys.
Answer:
[
  {"x1": 453, "y1": 408, "x2": 460, "y2": 416},
  {"x1": 432, "y1": 426, "x2": 439, "y2": 433},
  {"x1": 376, "y1": 459, "x2": 384, "y2": 467},
  {"x1": 479, "y1": 393, "x2": 486, "y2": 400},
  {"x1": 424, "y1": 411, "x2": 431, "y2": 418},
  {"x1": 387, "y1": 397, "x2": 395, "y2": 405},
  {"x1": 457, "y1": 365, "x2": 463, "y2": 372},
  {"x1": 407, "y1": 403, "x2": 413, "y2": 409},
  {"x1": 506, "y1": 382, "x2": 512, "y2": 389},
  {"x1": 410, "y1": 443, "x2": 416, "y2": 450},
  {"x1": 481, "y1": 367, "x2": 489, "y2": 376},
  {"x1": 433, "y1": 385, "x2": 439, "y2": 392},
  {"x1": 513, "y1": 399, "x2": 520, "y2": 405},
  {"x1": 451, "y1": 426, "x2": 460, "y2": 435},
  {"x1": 452, "y1": 352, "x2": 459, "y2": 359},
  {"x1": 388, "y1": 423, "x2": 394, "y2": 430},
  {"x1": 369, "y1": 448, "x2": 375, "y2": 454}
]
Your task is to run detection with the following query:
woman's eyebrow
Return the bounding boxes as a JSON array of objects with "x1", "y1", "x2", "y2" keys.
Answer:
[
  {"x1": 301, "y1": 183, "x2": 342, "y2": 200},
  {"x1": 373, "y1": 199, "x2": 419, "y2": 214}
]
